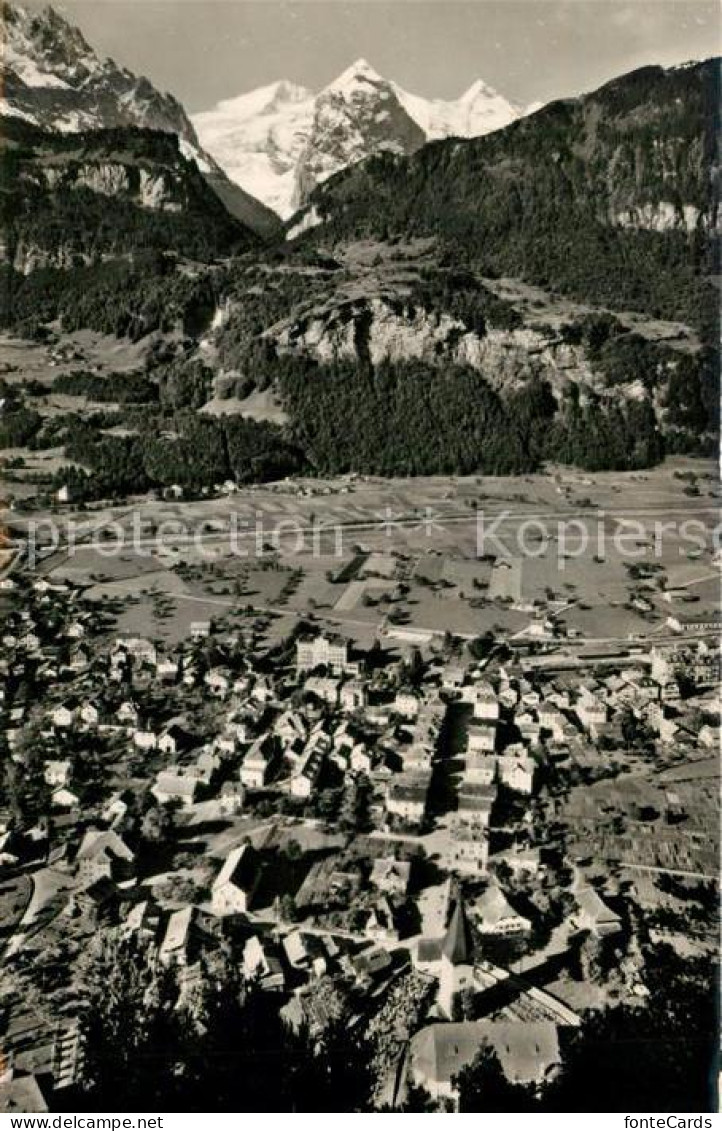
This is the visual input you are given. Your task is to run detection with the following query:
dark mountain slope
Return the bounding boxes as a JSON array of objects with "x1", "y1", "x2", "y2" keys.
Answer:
[
  {"x1": 0, "y1": 117, "x2": 257, "y2": 270},
  {"x1": 295, "y1": 60, "x2": 720, "y2": 335}
]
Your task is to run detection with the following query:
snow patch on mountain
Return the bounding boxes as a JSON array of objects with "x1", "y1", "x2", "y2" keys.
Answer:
[
  {"x1": 393, "y1": 78, "x2": 522, "y2": 140},
  {"x1": 194, "y1": 59, "x2": 533, "y2": 218},
  {"x1": 192, "y1": 80, "x2": 315, "y2": 217}
]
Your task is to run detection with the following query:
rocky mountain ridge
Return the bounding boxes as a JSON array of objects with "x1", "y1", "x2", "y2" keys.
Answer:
[
  {"x1": 291, "y1": 59, "x2": 719, "y2": 334},
  {"x1": 193, "y1": 58, "x2": 526, "y2": 217},
  {"x1": 0, "y1": 118, "x2": 257, "y2": 272},
  {"x1": 0, "y1": 1, "x2": 280, "y2": 236}
]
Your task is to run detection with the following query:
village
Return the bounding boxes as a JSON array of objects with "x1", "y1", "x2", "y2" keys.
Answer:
[{"x1": 0, "y1": 559, "x2": 718, "y2": 1110}]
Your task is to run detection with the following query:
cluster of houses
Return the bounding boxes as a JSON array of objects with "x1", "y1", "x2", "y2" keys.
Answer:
[{"x1": 0, "y1": 571, "x2": 719, "y2": 1111}]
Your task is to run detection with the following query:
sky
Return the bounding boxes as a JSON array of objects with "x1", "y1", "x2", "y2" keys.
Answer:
[{"x1": 21, "y1": 0, "x2": 721, "y2": 112}]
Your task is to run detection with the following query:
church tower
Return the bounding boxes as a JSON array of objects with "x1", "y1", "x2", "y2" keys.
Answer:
[{"x1": 438, "y1": 897, "x2": 475, "y2": 1019}]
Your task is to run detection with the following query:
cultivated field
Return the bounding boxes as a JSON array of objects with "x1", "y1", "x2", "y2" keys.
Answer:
[{"x1": 7, "y1": 456, "x2": 714, "y2": 650}]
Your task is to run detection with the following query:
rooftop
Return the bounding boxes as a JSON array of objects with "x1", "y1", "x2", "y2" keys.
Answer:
[{"x1": 410, "y1": 1020, "x2": 560, "y2": 1087}]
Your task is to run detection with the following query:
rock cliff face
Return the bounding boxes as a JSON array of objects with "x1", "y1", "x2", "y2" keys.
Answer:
[
  {"x1": 612, "y1": 202, "x2": 702, "y2": 232},
  {"x1": 0, "y1": 118, "x2": 257, "y2": 270},
  {"x1": 8, "y1": 240, "x2": 81, "y2": 274},
  {"x1": 265, "y1": 294, "x2": 600, "y2": 396},
  {"x1": 292, "y1": 62, "x2": 427, "y2": 209},
  {"x1": 38, "y1": 161, "x2": 182, "y2": 211}
]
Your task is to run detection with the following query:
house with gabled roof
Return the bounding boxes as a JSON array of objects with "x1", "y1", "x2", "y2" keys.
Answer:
[
  {"x1": 151, "y1": 771, "x2": 199, "y2": 807},
  {"x1": 571, "y1": 887, "x2": 622, "y2": 937},
  {"x1": 498, "y1": 750, "x2": 535, "y2": 794},
  {"x1": 240, "y1": 735, "x2": 277, "y2": 789},
  {"x1": 121, "y1": 898, "x2": 162, "y2": 944},
  {"x1": 44, "y1": 759, "x2": 72, "y2": 789},
  {"x1": 159, "y1": 906, "x2": 196, "y2": 966},
  {"x1": 394, "y1": 690, "x2": 421, "y2": 719},
  {"x1": 51, "y1": 786, "x2": 80, "y2": 810},
  {"x1": 158, "y1": 721, "x2": 195, "y2": 756},
  {"x1": 76, "y1": 829, "x2": 135, "y2": 886},
  {"x1": 386, "y1": 772, "x2": 430, "y2": 827},
  {"x1": 114, "y1": 635, "x2": 157, "y2": 666},
  {"x1": 370, "y1": 856, "x2": 411, "y2": 898},
  {"x1": 156, "y1": 657, "x2": 180, "y2": 683},
  {"x1": 243, "y1": 935, "x2": 285, "y2": 991},
  {"x1": 470, "y1": 687, "x2": 500, "y2": 721},
  {"x1": 409, "y1": 1020, "x2": 560, "y2": 1104},
  {"x1": 133, "y1": 727, "x2": 157, "y2": 751},
  {"x1": 340, "y1": 680, "x2": 367, "y2": 711},
  {"x1": 205, "y1": 668, "x2": 232, "y2": 698},
  {"x1": 116, "y1": 700, "x2": 141, "y2": 726},
  {"x1": 51, "y1": 702, "x2": 77, "y2": 729},
  {"x1": 455, "y1": 783, "x2": 496, "y2": 830},
  {"x1": 447, "y1": 825, "x2": 488, "y2": 877},
  {"x1": 467, "y1": 721, "x2": 497, "y2": 753},
  {"x1": 363, "y1": 896, "x2": 398, "y2": 943},
  {"x1": 290, "y1": 742, "x2": 325, "y2": 799},
  {"x1": 211, "y1": 843, "x2": 261, "y2": 916},
  {"x1": 475, "y1": 881, "x2": 531, "y2": 936},
  {"x1": 463, "y1": 750, "x2": 497, "y2": 787}
]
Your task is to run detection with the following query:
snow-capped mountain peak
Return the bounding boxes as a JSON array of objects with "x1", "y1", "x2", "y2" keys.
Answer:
[
  {"x1": 293, "y1": 60, "x2": 425, "y2": 210},
  {"x1": 392, "y1": 76, "x2": 522, "y2": 142},
  {"x1": 1, "y1": 1, "x2": 103, "y2": 88},
  {"x1": 1, "y1": 1, "x2": 202, "y2": 143},
  {"x1": 264, "y1": 79, "x2": 314, "y2": 112},
  {"x1": 0, "y1": 1, "x2": 281, "y2": 235},
  {"x1": 194, "y1": 61, "x2": 534, "y2": 218},
  {"x1": 208, "y1": 79, "x2": 313, "y2": 123},
  {"x1": 193, "y1": 79, "x2": 316, "y2": 219},
  {"x1": 460, "y1": 78, "x2": 500, "y2": 103},
  {"x1": 323, "y1": 58, "x2": 385, "y2": 93}
]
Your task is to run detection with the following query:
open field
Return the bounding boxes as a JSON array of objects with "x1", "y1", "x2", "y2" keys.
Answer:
[
  {"x1": 0, "y1": 330, "x2": 148, "y2": 387},
  {"x1": 200, "y1": 387, "x2": 289, "y2": 424},
  {"x1": 4, "y1": 457, "x2": 718, "y2": 648}
]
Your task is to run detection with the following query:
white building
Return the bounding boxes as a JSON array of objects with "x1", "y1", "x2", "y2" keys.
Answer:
[
  {"x1": 467, "y1": 722, "x2": 497, "y2": 753},
  {"x1": 296, "y1": 633, "x2": 358, "y2": 675},
  {"x1": 448, "y1": 827, "x2": 488, "y2": 877},
  {"x1": 114, "y1": 635, "x2": 157, "y2": 666},
  {"x1": 151, "y1": 771, "x2": 199, "y2": 807},
  {"x1": 498, "y1": 751, "x2": 535, "y2": 794},
  {"x1": 394, "y1": 691, "x2": 421, "y2": 719},
  {"x1": 386, "y1": 773, "x2": 430, "y2": 825},
  {"x1": 290, "y1": 744, "x2": 325, "y2": 799},
  {"x1": 340, "y1": 681, "x2": 367, "y2": 711},
  {"x1": 476, "y1": 882, "x2": 530, "y2": 936},
  {"x1": 44, "y1": 759, "x2": 72, "y2": 788},
  {"x1": 471, "y1": 691, "x2": 500, "y2": 721},
  {"x1": 240, "y1": 736, "x2": 275, "y2": 789},
  {"x1": 463, "y1": 751, "x2": 497, "y2": 787},
  {"x1": 211, "y1": 844, "x2": 260, "y2": 916}
]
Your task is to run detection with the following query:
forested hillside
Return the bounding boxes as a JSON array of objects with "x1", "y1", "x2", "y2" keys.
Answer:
[
  {"x1": 297, "y1": 60, "x2": 719, "y2": 337},
  {"x1": 0, "y1": 58, "x2": 718, "y2": 489},
  {"x1": 0, "y1": 119, "x2": 256, "y2": 273}
]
